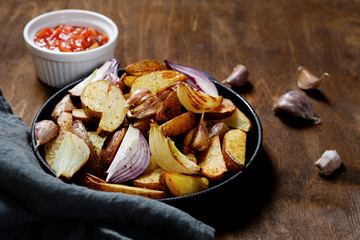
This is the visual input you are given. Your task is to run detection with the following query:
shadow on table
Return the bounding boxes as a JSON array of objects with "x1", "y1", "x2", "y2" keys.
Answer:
[{"x1": 168, "y1": 147, "x2": 277, "y2": 234}]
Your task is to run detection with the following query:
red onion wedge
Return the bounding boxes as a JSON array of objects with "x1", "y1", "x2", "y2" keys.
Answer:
[
  {"x1": 164, "y1": 60, "x2": 219, "y2": 97},
  {"x1": 106, "y1": 125, "x2": 150, "y2": 183}
]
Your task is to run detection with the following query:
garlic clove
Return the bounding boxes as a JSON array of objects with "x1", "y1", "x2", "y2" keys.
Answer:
[
  {"x1": 191, "y1": 113, "x2": 210, "y2": 153},
  {"x1": 208, "y1": 122, "x2": 230, "y2": 141},
  {"x1": 297, "y1": 66, "x2": 330, "y2": 90},
  {"x1": 35, "y1": 120, "x2": 59, "y2": 148},
  {"x1": 221, "y1": 64, "x2": 249, "y2": 88},
  {"x1": 315, "y1": 150, "x2": 342, "y2": 176},
  {"x1": 273, "y1": 91, "x2": 321, "y2": 124},
  {"x1": 125, "y1": 88, "x2": 153, "y2": 108}
]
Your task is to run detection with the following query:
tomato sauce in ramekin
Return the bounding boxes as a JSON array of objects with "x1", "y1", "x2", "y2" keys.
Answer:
[{"x1": 34, "y1": 25, "x2": 109, "y2": 52}]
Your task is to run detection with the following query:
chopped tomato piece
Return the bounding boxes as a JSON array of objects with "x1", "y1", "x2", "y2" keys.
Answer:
[{"x1": 34, "y1": 25, "x2": 109, "y2": 52}]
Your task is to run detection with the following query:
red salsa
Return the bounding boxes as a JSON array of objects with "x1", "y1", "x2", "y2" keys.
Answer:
[{"x1": 34, "y1": 25, "x2": 109, "y2": 52}]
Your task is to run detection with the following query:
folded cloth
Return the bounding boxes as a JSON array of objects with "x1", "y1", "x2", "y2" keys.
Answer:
[{"x1": 0, "y1": 88, "x2": 214, "y2": 240}]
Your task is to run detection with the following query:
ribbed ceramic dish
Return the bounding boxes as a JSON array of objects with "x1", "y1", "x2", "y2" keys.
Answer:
[{"x1": 23, "y1": 9, "x2": 118, "y2": 88}]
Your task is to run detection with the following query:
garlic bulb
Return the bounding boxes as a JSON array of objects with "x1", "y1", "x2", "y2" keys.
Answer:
[
  {"x1": 315, "y1": 150, "x2": 342, "y2": 175},
  {"x1": 273, "y1": 91, "x2": 321, "y2": 124},
  {"x1": 297, "y1": 66, "x2": 330, "y2": 90},
  {"x1": 221, "y1": 64, "x2": 249, "y2": 88}
]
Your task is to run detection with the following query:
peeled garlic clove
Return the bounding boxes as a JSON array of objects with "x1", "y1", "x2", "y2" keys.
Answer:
[
  {"x1": 297, "y1": 66, "x2": 330, "y2": 90},
  {"x1": 315, "y1": 150, "x2": 342, "y2": 176},
  {"x1": 221, "y1": 64, "x2": 249, "y2": 88},
  {"x1": 273, "y1": 91, "x2": 321, "y2": 124},
  {"x1": 35, "y1": 120, "x2": 59, "y2": 148}
]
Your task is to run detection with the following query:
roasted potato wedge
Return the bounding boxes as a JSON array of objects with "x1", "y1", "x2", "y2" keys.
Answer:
[
  {"x1": 160, "y1": 172, "x2": 209, "y2": 197},
  {"x1": 205, "y1": 98, "x2": 236, "y2": 120},
  {"x1": 71, "y1": 120, "x2": 104, "y2": 177},
  {"x1": 197, "y1": 135, "x2": 228, "y2": 181},
  {"x1": 125, "y1": 59, "x2": 166, "y2": 75},
  {"x1": 133, "y1": 168, "x2": 163, "y2": 190},
  {"x1": 222, "y1": 129, "x2": 247, "y2": 172},
  {"x1": 81, "y1": 80, "x2": 109, "y2": 118},
  {"x1": 133, "y1": 117, "x2": 152, "y2": 137},
  {"x1": 130, "y1": 70, "x2": 187, "y2": 95},
  {"x1": 72, "y1": 108, "x2": 94, "y2": 123},
  {"x1": 122, "y1": 74, "x2": 139, "y2": 88},
  {"x1": 161, "y1": 111, "x2": 197, "y2": 137},
  {"x1": 57, "y1": 112, "x2": 73, "y2": 131},
  {"x1": 219, "y1": 107, "x2": 252, "y2": 132},
  {"x1": 87, "y1": 131, "x2": 106, "y2": 158},
  {"x1": 182, "y1": 128, "x2": 196, "y2": 155},
  {"x1": 97, "y1": 83, "x2": 127, "y2": 137},
  {"x1": 74, "y1": 172, "x2": 167, "y2": 199},
  {"x1": 100, "y1": 128, "x2": 127, "y2": 170},
  {"x1": 154, "y1": 90, "x2": 182, "y2": 123}
]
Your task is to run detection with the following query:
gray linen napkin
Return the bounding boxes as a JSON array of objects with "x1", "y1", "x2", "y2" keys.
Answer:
[{"x1": 0, "y1": 88, "x2": 215, "y2": 240}]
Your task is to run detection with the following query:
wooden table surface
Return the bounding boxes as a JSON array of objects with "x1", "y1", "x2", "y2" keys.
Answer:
[{"x1": 1, "y1": 0, "x2": 359, "y2": 239}]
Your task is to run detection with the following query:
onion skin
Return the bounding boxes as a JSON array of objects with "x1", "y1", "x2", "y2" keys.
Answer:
[
  {"x1": 176, "y1": 82, "x2": 222, "y2": 113},
  {"x1": 106, "y1": 125, "x2": 150, "y2": 184},
  {"x1": 315, "y1": 150, "x2": 342, "y2": 176},
  {"x1": 221, "y1": 64, "x2": 249, "y2": 88},
  {"x1": 273, "y1": 91, "x2": 321, "y2": 124},
  {"x1": 69, "y1": 59, "x2": 120, "y2": 97},
  {"x1": 164, "y1": 60, "x2": 219, "y2": 97},
  {"x1": 297, "y1": 66, "x2": 330, "y2": 90}
]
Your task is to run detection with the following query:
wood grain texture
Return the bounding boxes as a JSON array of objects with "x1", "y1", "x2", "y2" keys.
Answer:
[{"x1": 0, "y1": 0, "x2": 359, "y2": 239}]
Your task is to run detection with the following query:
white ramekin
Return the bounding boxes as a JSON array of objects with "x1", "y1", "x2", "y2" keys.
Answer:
[{"x1": 23, "y1": 9, "x2": 118, "y2": 88}]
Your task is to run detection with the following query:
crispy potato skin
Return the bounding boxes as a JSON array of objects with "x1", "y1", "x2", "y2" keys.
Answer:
[
  {"x1": 130, "y1": 70, "x2": 187, "y2": 95},
  {"x1": 133, "y1": 168, "x2": 164, "y2": 190},
  {"x1": 222, "y1": 129, "x2": 247, "y2": 172},
  {"x1": 125, "y1": 60, "x2": 166, "y2": 75},
  {"x1": 197, "y1": 135, "x2": 228, "y2": 181},
  {"x1": 155, "y1": 90, "x2": 182, "y2": 123},
  {"x1": 160, "y1": 171, "x2": 209, "y2": 197},
  {"x1": 205, "y1": 98, "x2": 236, "y2": 120},
  {"x1": 161, "y1": 111, "x2": 197, "y2": 137},
  {"x1": 100, "y1": 128, "x2": 127, "y2": 171},
  {"x1": 74, "y1": 172, "x2": 167, "y2": 199},
  {"x1": 122, "y1": 74, "x2": 139, "y2": 88}
]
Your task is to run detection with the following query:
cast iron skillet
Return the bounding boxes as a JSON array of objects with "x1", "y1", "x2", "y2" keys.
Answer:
[{"x1": 31, "y1": 69, "x2": 262, "y2": 203}]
